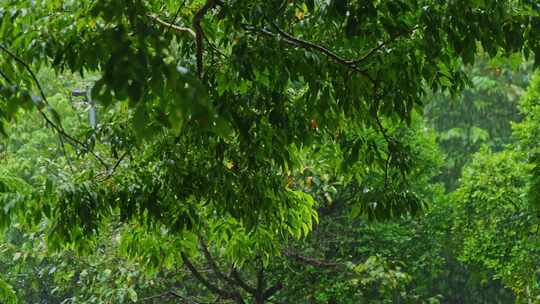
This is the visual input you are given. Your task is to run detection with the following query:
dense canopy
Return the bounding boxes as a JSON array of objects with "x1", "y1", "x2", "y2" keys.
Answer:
[{"x1": 1, "y1": 0, "x2": 540, "y2": 303}]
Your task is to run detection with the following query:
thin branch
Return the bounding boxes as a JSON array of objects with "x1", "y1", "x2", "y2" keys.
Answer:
[
  {"x1": 282, "y1": 250, "x2": 342, "y2": 269},
  {"x1": 350, "y1": 27, "x2": 418, "y2": 65},
  {"x1": 166, "y1": 0, "x2": 187, "y2": 35},
  {"x1": 0, "y1": 44, "x2": 110, "y2": 169},
  {"x1": 138, "y1": 290, "x2": 215, "y2": 304},
  {"x1": 137, "y1": 291, "x2": 182, "y2": 303},
  {"x1": 148, "y1": 13, "x2": 196, "y2": 38},
  {"x1": 371, "y1": 79, "x2": 397, "y2": 188},
  {"x1": 351, "y1": 40, "x2": 388, "y2": 65},
  {"x1": 0, "y1": 44, "x2": 47, "y2": 102},
  {"x1": 94, "y1": 150, "x2": 130, "y2": 181},
  {"x1": 0, "y1": 68, "x2": 12, "y2": 83},
  {"x1": 203, "y1": 34, "x2": 228, "y2": 59},
  {"x1": 244, "y1": 23, "x2": 376, "y2": 84},
  {"x1": 193, "y1": 0, "x2": 217, "y2": 79},
  {"x1": 269, "y1": 22, "x2": 355, "y2": 66}
]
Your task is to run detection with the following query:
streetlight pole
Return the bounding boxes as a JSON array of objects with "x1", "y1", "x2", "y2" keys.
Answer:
[{"x1": 71, "y1": 87, "x2": 97, "y2": 129}]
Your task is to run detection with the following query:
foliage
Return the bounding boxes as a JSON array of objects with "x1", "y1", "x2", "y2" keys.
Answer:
[
  {"x1": 1, "y1": 1, "x2": 540, "y2": 303},
  {"x1": 0, "y1": 0, "x2": 539, "y2": 249}
]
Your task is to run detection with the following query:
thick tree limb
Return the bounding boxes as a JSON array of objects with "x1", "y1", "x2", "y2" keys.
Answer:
[
  {"x1": 263, "y1": 282, "x2": 283, "y2": 299},
  {"x1": 198, "y1": 237, "x2": 259, "y2": 295},
  {"x1": 181, "y1": 252, "x2": 245, "y2": 303},
  {"x1": 231, "y1": 268, "x2": 258, "y2": 295},
  {"x1": 198, "y1": 237, "x2": 247, "y2": 290}
]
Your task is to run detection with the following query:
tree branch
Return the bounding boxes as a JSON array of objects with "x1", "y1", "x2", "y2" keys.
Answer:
[
  {"x1": 95, "y1": 150, "x2": 130, "y2": 182},
  {"x1": 148, "y1": 13, "x2": 196, "y2": 38},
  {"x1": 166, "y1": 0, "x2": 187, "y2": 35},
  {"x1": 0, "y1": 44, "x2": 110, "y2": 169},
  {"x1": 263, "y1": 282, "x2": 283, "y2": 299},
  {"x1": 350, "y1": 27, "x2": 418, "y2": 65},
  {"x1": 269, "y1": 22, "x2": 355, "y2": 67},
  {"x1": 0, "y1": 44, "x2": 47, "y2": 102},
  {"x1": 193, "y1": 0, "x2": 217, "y2": 79},
  {"x1": 282, "y1": 250, "x2": 342, "y2": 269},
  {"x1": 231, "y1": 268, "x2": 258, "y2": 295},
  {"x1": 256, "y1": 256, "x2": 264, "y2": 294},
  {"x1": 137, "y1": 291, "x2": 184, "y2": 303},
  {"x1": 181, "y1": 252, "x2": 245, "y2": 303},
  {"x1": 0, "y1": 68, "x2": 12, "y2": 84},
  {"x1": 244, "y1": 23, "x2": 376, "y2": 84},
  {"x1": 198, "y1": 237, "x2": 250, "y2": 291}
]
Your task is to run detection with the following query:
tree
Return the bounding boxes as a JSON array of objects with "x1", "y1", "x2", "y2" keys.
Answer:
[
  {"x1": 2, "y1": 0, "x2": 540, "y2": 302},
  {"x1": 425, "y1": 55, "x2": 531, "y2": 190}
]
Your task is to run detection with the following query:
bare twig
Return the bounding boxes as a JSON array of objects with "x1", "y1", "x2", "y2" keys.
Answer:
[
  {"x1": 137, "y1": 290, "x2": 208, "y2": 304},
  {"x1": 137, "y1": 291, "x2": 179, "y2": 302},
  {"x1": 350, "y1": 27, "x2": 418, "y2": 65}
]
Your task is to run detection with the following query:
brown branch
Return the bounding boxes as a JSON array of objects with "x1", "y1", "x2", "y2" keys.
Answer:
[
  {"x1": 263, "y1": 282, "x2": 283, "y2": 299},
  {"x1": 256, "y1": 257, "x2": 264, "y2": 294},
  {"x1": 244, "y1": 23, "x2": 376, "y2": 84},
  {"x1": 198, "y1": 237, "x2": 247, "y2": 291},
  {"x1": 0, "y1": 44, "x2": 47, "y2": 102},
  {"x1": 231, "y1": 269, "x2": 258, "y2": 295},
  {"x1": 350, "y1": 27, "x2": 418, "y2": 65},
  {"x1": 193, "y1": 0, "x2": 217, "y2": 79},
  {"x1": 148, "y1": 13, "x2": 196, "y2": 38},
  {"x1": 95, "y1": 150, "x2": 130, "y2": 182},
  {"x1": 137, "y1": 291, "x2": 186, "y2": 303},
  {"x1": 181, "y1": 252, "x2": 245, "y2": 303},
  {"x1": 269, "y1": 22, "x2": 355, "y2": 67},
  {"x1": 282, "y1": 250, "x2": 342, "y2": 269}
]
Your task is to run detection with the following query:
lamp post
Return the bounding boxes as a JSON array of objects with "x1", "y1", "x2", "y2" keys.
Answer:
[{"x1": 71, "y1": 87, "x2": 97, "y2": 128}]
